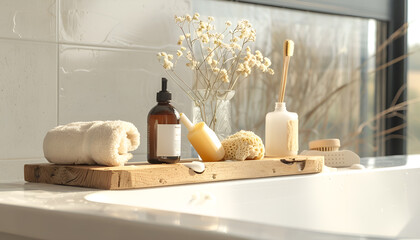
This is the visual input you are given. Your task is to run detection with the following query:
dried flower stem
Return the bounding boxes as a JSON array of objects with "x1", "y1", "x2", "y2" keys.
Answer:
[{"x1": 158, "y1": 14, "x2": 274, "y2": 131}]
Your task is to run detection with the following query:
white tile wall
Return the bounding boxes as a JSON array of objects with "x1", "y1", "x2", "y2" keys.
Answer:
[
  {"x1": 0, "y1": 0, "x2": 195, "y2": 180},
  {"x1": 59, "y1": 0, "x2": 191, "y2": 48},
  {"x1": 0, "y1": 0, "x2": 56, "y2": 41},
  {"x1": 0, "y1": 39, "x2": 57, "y2": 160}
]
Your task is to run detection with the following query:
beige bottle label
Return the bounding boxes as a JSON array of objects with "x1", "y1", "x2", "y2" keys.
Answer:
[
  {"x1": 287, "y1": 119, "x2": 298, "y2": 152},
  {"x1": 157, "y1": 124, "x2": 181, "y2": 156}
]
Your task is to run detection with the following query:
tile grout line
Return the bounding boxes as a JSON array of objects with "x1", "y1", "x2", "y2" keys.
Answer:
[
  {"x1": 0, "y1": 36, "x2": 173, "y2": 53},
  {"x1": 0, "y1": 36, "x2": 55, "y2": 45},
  {"x1": 58, "y1": 41, "x2": 176, "y2": 52}
]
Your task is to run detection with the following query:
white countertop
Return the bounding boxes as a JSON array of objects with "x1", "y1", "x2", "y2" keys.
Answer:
[
  {"x1": 0, "y1": 181, "x2": 341, "y2": 240},
  {"x1": 0, "y1": 155, "x2": 419, "y2": 240}
]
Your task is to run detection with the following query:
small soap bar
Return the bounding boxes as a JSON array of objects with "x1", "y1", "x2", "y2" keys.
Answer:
[
  {"x1": 182, "y1": 161, "x2": 205, "y2": 173},
  {"x1": 349, "y1": 164, "x2": 365, "y2": 170}
]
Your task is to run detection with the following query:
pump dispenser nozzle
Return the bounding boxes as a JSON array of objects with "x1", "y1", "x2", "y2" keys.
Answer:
[{"x1": 157, "y1": 78, "x2": 171, "y2": 102}]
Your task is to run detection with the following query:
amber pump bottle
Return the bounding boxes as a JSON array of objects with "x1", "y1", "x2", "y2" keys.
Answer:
[{"x1": 147, "y1": 78, "x2": 181, "y2": 164}]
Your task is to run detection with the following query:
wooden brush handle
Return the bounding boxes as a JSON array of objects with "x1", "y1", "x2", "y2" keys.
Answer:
[
  {"x1": 278, "y1": 40, "x2": 294, "y2": 103},
  {"x1": 279, "y1": 56, "x2": 290, "y2": 102}
]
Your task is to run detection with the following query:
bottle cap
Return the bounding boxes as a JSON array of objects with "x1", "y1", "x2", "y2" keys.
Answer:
[{"x1": 157, "y1": 78, "x2": 172, "y2": 102}]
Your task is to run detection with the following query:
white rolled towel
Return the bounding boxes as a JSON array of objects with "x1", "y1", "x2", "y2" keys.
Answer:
[{"x1": 43, "y1": 120, "x2": 140, "y2": 166}]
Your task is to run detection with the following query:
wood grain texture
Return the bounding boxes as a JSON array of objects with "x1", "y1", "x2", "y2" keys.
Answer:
[{"x1": 24, "y1": 156, "x2": 324, "y2": 190}]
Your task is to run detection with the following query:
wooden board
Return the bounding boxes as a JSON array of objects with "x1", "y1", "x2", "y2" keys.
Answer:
[{"x1": 24, "y1": 156, "x2": 324, "y2": 190}]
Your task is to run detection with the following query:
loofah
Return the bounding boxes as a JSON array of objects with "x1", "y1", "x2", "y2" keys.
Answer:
[{"x1": 221, "y1": 130, "x2": 265, "y2": 161}]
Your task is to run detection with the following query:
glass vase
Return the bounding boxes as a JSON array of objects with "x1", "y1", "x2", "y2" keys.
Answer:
[{"x1": 192, "y1": 89, "x2": 235, "y2": 140}]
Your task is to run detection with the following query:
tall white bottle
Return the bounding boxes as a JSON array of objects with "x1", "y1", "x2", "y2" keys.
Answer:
[{"x1": 265, "y1": 102, "x2": 298, "y2": 157}]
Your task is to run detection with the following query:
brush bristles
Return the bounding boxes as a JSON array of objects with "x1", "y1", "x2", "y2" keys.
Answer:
[
  {"x1": 283, "y1": 40, "x2": 294, "y2": 56},
  {"x1": 311, "y1": 146, "x2": 339, "y2": 152}
]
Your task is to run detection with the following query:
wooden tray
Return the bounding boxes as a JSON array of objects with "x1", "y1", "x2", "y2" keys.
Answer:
[{"x1": 24, "y1": 156, "x2": 324, "y2": 190}]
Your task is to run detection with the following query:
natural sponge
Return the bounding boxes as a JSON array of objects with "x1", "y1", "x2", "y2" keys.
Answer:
[{"x1": 221, "y1": 130, "x2": 265, "y2": 161}]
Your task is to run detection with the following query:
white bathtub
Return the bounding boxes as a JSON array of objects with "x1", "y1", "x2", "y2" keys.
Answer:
[{"x1": 85, "y1": 155, "x2": 420, "y2": 239}]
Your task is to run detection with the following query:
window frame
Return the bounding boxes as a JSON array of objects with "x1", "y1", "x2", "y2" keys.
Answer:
[
  {"x1": 385, "y1": 0, "x2": 407, "y2": 155},
  {"x1": 235, "y1": 0, "x2": 392, "y2": 21}
]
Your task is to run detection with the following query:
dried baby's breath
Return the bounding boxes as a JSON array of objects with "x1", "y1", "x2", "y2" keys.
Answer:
[{"x1": 157, "y1": 14, "x2": 274, "y2": 127}]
